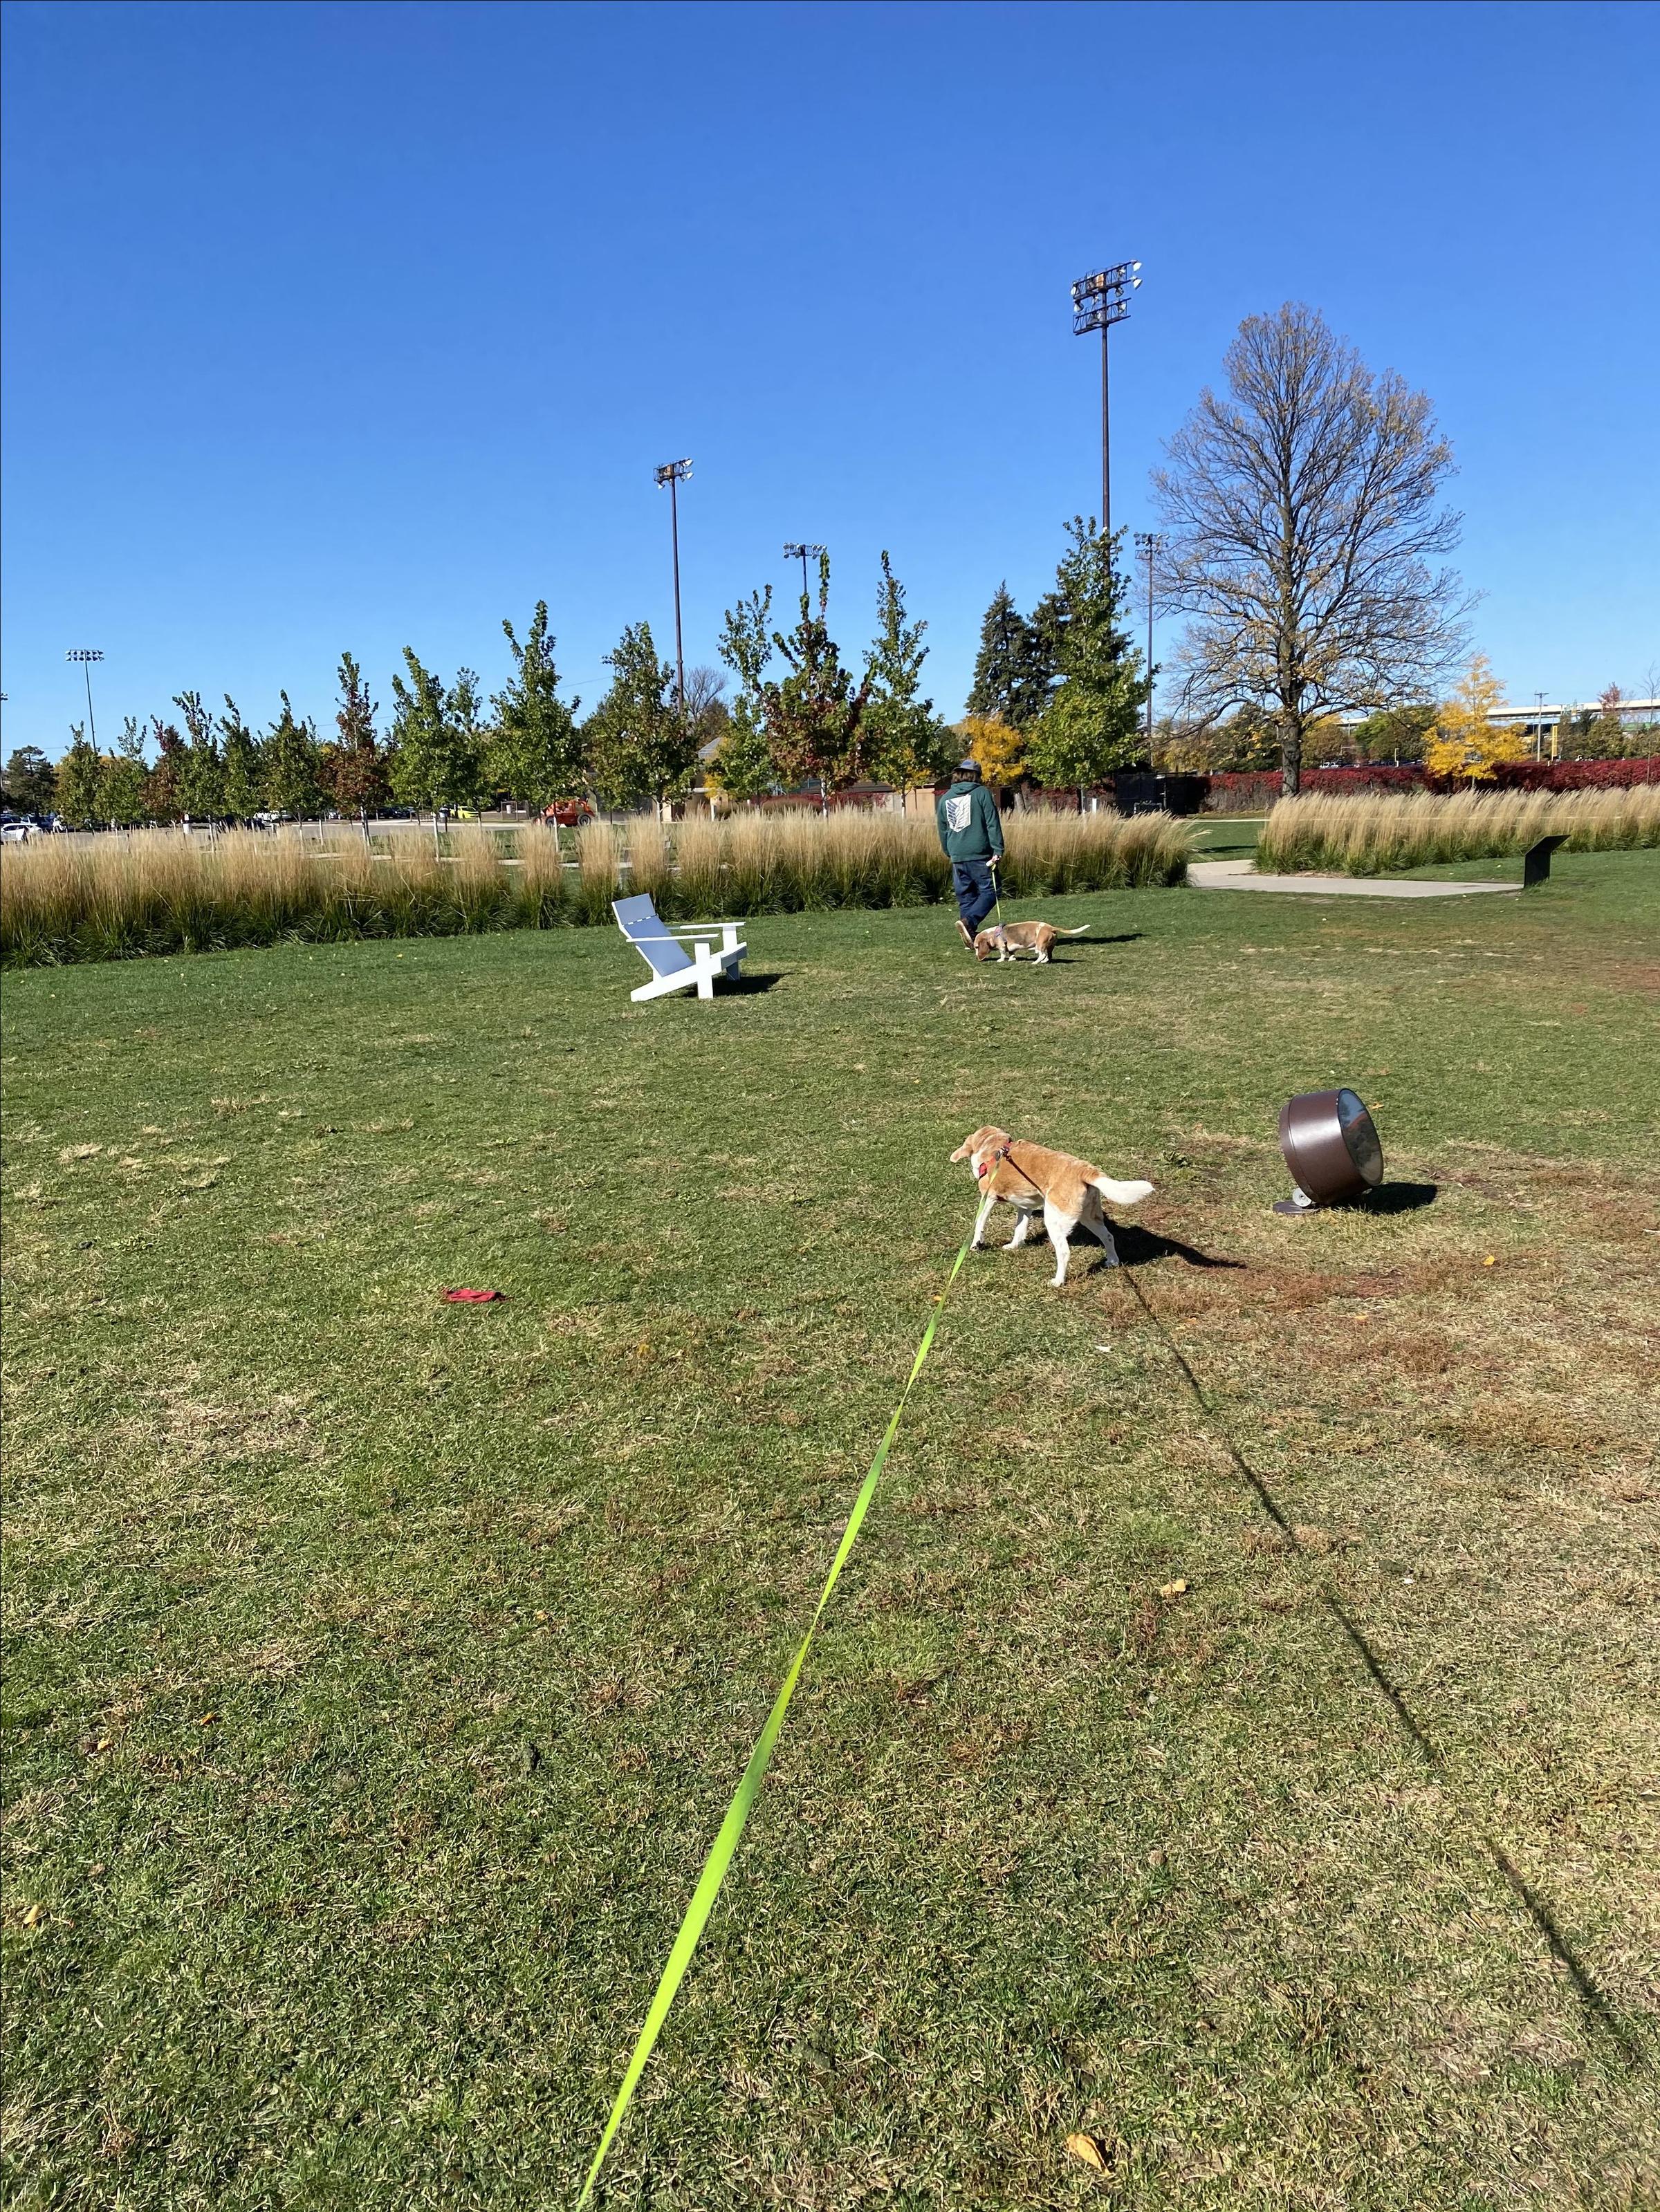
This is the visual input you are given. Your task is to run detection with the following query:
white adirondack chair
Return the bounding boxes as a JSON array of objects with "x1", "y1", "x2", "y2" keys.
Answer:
[{"x1": 612, "y1": 893, "x2": 748, "y2": 1002}]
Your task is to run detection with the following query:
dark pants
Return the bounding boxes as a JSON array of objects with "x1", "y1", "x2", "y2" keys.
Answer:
[{"x1": 952, "y1": 859, "x2": 999, "y2": 934}]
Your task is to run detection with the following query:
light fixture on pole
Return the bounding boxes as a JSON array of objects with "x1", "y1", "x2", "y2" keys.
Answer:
[
  {"x1": 1133, "y1": 532, "x2": 1163, "y2": 754},
  {"x1": 1534, "y1": 689, "x2": 1548, "y2": 763},
  {"x1": 782, "y1": 542, "x2": 826, "y2": 612},
  {"x1": 653, "y1": 460, "x2": 693, "y2": 718},
  {"x1": 1070, "y1": 261, "x2": 1141, "y2": 543},
  {"x1": 66, "y1": 649, "x2": 105, "y2": 745}
]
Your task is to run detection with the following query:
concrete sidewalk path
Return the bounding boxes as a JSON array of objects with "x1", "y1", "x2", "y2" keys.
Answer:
[{"x1": 1189, "y1": 857, "x2": 1520, "y2": 899}]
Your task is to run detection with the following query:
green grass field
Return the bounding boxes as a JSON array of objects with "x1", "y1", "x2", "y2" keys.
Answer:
[{"x1": 4, "y1": 856, "x2": 1657, "y2": 2209}]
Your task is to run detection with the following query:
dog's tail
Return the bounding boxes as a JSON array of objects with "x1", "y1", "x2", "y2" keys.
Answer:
[
  {"x1": 1093, "y1": 1175, "x2": 1154, "y2": 1207},
  {"x1": 1053, "y1": 924, "x2": 1090, "y2": 936}
]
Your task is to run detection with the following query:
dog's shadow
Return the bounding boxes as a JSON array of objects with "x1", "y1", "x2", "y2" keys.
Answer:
[
  {"x1": 1045, "y1": 931, "x2": 1142, "y2": 965},
  {"x1": 1096, "y1": 1223, "x2": 1248, "y2": 1271}
]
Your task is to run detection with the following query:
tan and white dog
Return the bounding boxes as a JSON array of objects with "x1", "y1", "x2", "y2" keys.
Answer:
[
  {"x1": 951, "y1": 1124, "x2": 1154, "y2": 1286},
  {"x1": 972, "y1": 920, "x2": 1087, "y2": 964}
]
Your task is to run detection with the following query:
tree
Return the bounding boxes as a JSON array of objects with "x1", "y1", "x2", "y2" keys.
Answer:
[
  {"x1": 1153, "y1": 301, "x2": 1472, "y2": 794},
  {"x1": 389, "y1": 650, "x2": 476, "y2": 817},
  {"x1": 1024, "y1": 518, "x2": 1150, "y2": 797},
  {"x1": 145, "y1": 721, "x2": 188, "y2": 821},
  {"x1": 217, "y1": 698, "x2": 263, "y2": 820},
  {"x1": 712, "y1": 587, "x2": 779, "y2": 801},
  {"x1": 98, "y1": 718, "x2": 151, "y2": 826},
  {"x1": 55, "y1": 727, "x2": 103, "y2": 828},
  {"x1": 174, "y1": 691, "x2": 225, "y2": 820},
  {"x1": 3, "y1": 745, "x2": 57, "y2": 815},
  {"x1": 261, "y1": 694, "x2": 325, "y2": 817},
  {"x1": 957, "y1": 714, "x2": 1027, "y2": 790},
  {"x1": 1424, "y1": 655, "x2": 1524, "y2": 782},
  {"x1": 488, "y1": 604, "x2": 582, "y2": 815},
  {"x1": 1574, "y1": 683, "x2": 1632, "y2": 761},
  {"x1": 1350, "y1": 703, "x2": 1437, "y2": 764},
  {"x1": 448, "y1": 669, "x2": 489, "y2": 809},
  {"x1": 759, "y1": 552, "x2": 872, "y2": 804},
  {"x1": 584, "y1": 621, "x2": 697, "y2": 811},
  {"x1": 966, "y1": 583, "x2": 1056, "y2": 730},
  {"x1": 863, "y1": 553, "x2": 954, "y2": 790},
  {"x1": 320, "y1": 653, "x2": 389, "y2": 821}
]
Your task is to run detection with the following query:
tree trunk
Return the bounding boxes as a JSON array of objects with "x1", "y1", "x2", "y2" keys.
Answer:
[{"x1": 1280, "y1": 709, "x2": 1302, "y2": 798}]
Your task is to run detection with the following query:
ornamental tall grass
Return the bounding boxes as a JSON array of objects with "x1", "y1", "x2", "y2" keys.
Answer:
[
  {"x1": 1257, "y1": 786, "x2": 1660, "y2": 875},
  {"x1": 1, "y1": 806, "x2": 1190, "y2": 968}
]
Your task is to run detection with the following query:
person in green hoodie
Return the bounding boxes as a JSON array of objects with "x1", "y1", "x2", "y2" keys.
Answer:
[{"x1": 935, "y1": 756, "x2": 1004, "y2": 949}]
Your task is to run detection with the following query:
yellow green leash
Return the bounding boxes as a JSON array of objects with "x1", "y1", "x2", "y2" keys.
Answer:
[{"x1": 578, "y1": 1240, "x2": 971, "y2": 2204}]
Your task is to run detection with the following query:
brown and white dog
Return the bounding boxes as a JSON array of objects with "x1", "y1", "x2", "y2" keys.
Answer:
[
  {"x1": 950, "y1": 1124, "x2": 1154, "y2": 1286},
  {"x1": 972, "y1": 920, "x2": 1087, "y2": 964}
]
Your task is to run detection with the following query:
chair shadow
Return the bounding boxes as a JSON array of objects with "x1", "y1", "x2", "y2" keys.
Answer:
[
  {"x1": 1357, "y1": 1181, "x2": 1438, "y2": 1215},
  {"x1": 721, "y1": 971, "x2": 785, "y2": 995}
]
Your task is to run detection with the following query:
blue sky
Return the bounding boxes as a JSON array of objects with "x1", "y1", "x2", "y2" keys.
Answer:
[{"x1": 3, "y1": 0, "x2": 1656, "y2": 759}]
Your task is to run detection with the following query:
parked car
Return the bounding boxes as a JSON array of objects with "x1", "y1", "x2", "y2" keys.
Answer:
[
  {"x1": 542, "y1": 799, "x2": 594, "y2": 827},
  {"x1": 1, "y1": 817, "x2": 42, "y2": 843}
]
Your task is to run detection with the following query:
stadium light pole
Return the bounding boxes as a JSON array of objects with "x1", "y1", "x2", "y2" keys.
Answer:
[
  {"x1": 782, "y1": 541, "x2": 826, "y2": 613},
  {"x1": 653, "y1": 460, "x2": 693, "y2": 718},
  {"x1": 1070, "y1": 261, "x2": 1141, "y2": 543},
  {"x1": 66, "y1": 649, "x2": 104, "y2": 745},
  {"x1": 1133, "y1": 532, "x2": 1163, "y2": 754}
]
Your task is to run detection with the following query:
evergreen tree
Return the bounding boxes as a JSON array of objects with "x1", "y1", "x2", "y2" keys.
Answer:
[
  {"x1": 966, "y1": 582, "x2": 1058, "y2": 731},
  {"x1": 218, "y1": 698, "x2": 263, "y2": 819},
  {"x1": 488, "y1": 605, "x2": 581, "y2": 815},
  {"x1": 1025, "y1": 519, "x2": 1151, "y2": 797},
  {"x1": 261, "y1": 694, "x2": 325, "y2": 817},
  {"x1": 324, "y1": 654, "x2": 389, "y2": 821},
  {"x1": 388, "y1": 650, "x2": 474, "y2": 817},
  {"x1": 55, "y1": 726, "x2": 103, "y2": 828},
  {"x1": 3, "y1": 745, "x2": 57, "y2": 815},
  {"x1": 759, "y1": 552, "x2": 872, "y2": 803},
  {"x1": 584, "y1": 622, "x2": 697, "y2": 810},
  {"x1": 863, "y1": 552, "x2": 956, "y2": 791}
]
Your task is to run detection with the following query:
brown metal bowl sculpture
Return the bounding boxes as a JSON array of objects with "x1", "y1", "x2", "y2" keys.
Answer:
[{"x1": 1275, "y1": 1089, "x2": 1384, "y2": 1214}]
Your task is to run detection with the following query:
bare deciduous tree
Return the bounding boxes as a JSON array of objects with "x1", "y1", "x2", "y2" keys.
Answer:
[{"x1": 1153, "y1": 303, "x2": 1473, "y2": 792}]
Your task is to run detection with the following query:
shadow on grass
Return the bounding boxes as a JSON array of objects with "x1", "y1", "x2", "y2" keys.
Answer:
[
  {"x1": 1109, "y1": 1223, "x2": 1249, "y2": 1270},
  {"x1": 1360, "y1": 1180, "x2": 1439, "y2": 1215},
  {"x1": 1116, "y1": 1262, "x2": 1642, "y2": 2068},
  {"x1": 719, "y1": 970, "x2": 786, "y2": 995}
]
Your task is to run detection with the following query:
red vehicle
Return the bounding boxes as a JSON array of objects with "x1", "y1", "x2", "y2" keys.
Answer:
[{"x1": 542, "y1": 799, "x2": 594, "y2": 828}]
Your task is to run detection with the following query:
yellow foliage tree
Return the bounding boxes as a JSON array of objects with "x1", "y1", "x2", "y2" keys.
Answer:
[
  {"x1": 957, "y1": 714, "x2": 1027, "y2": 790},
  {"x1": 1425, "y1": 654, "x2": 1525, "y2": 782}
]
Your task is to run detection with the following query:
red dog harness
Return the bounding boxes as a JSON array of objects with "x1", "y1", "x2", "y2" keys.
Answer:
[{"x1": 975, "y1": 1140, "x2": 1040, "y2": 1194}]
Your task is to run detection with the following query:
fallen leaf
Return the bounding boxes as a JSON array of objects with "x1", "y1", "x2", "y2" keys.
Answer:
[
  {"x1": 1483, "y1": 1255, "x2": 1496, "y2": 1266},
  {"x1": 196, "y1": 1713, "x2": 218, "y2": 1727},
  {"x1": 1159, "y1": 1579, "x2": 1188, "y2": 1598},
  {"x1": 21, "y1": 1903, "x2": 45, "y2": 1928},
  {"x1": 1065, "y1": 2131, "x2": 1108, "y2": 2172}
]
